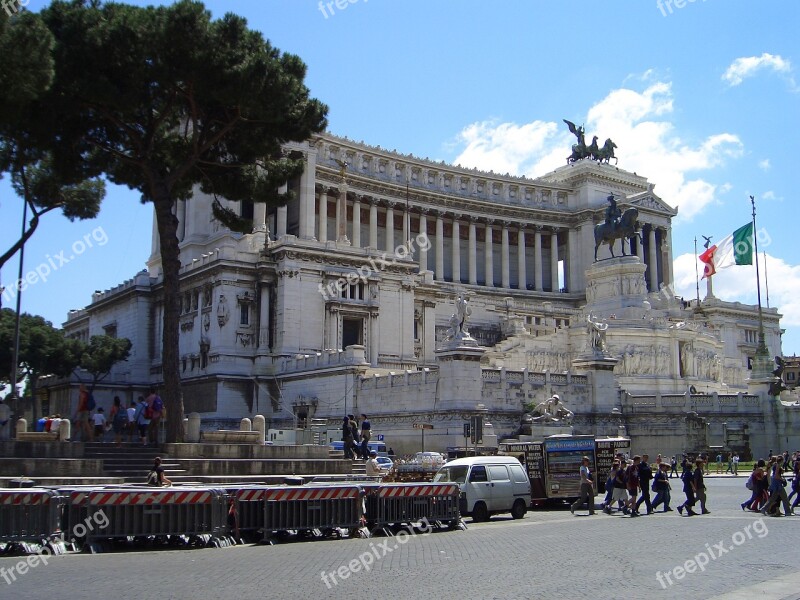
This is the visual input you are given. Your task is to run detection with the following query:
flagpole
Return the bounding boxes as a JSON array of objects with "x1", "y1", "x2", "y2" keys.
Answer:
[
  {"x1": 694, "y1": 237, "x2": 700, "y2": 305},
  {"x1": 763, "y1": 251, "x2": 769, "y2": 308},
  {"x1": 749, "y1": 195, "x2": 772, "y2": 380}
]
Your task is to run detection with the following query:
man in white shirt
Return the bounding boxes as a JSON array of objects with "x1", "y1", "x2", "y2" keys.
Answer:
[
  {"x1": 92, "y1": 409, "x2": 107, "y2": 441},
  {"x1": 365, "y1": 450, "x2": 382, "y2": 477}
]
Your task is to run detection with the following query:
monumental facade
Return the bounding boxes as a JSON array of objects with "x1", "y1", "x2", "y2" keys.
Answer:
[{"x1": 47, "y1": 132, "x2": 797, "y2": 457}]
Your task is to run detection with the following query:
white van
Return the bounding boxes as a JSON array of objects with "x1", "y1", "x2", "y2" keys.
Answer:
[{"x1": 432, "y1": 456, "x2": 530, "y2": 521}]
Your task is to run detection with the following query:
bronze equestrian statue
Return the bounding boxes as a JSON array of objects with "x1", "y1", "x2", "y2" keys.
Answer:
[{"x1": 594, "y1": 204, "x2": 640, "y2": 261}]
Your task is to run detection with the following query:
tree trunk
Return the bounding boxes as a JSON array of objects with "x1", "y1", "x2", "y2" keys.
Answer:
[{"x1": 153, "y1": 193, "x2": 184, "y2": 443}]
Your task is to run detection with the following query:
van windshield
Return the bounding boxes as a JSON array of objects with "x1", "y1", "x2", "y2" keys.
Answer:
[{"x1": 433, "y1": 465, "x2": 468, "y2": 484}]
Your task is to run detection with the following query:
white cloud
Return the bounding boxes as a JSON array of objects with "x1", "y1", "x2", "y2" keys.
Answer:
[
  {"x1": 758, "y1": 159, "x2": 771, "y2": 171},
  {"x1": 722, "y1": 53, "x2": 792, "y2": 86},
  {"x1": 673, "y1": 252, "x2": 800, "y2": 329},
  {"x1": 762, "y1": 190, "x2": 777, "y2": 201},
  {"x1": 450, "y1": 80, "x2": 742, "y2": 221}
]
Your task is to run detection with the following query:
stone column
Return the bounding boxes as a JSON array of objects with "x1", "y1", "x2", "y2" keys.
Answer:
[
  {"x1": 567, "y1": 226, "x2": 579, "y2": 293},
  {"x1": 418, "y1": 209, "x2": 428, "y2": 272},
  {"x1": 468, "y1": 217, "x2": 477, "y2": 285},
  {"x1": 484, "y1": 221, "x2": 494, "y2": 287},
  {"x1": 402, "y1": 204, "x2": 410, "y2": 249},
  {"x1": 501, "y1": 223, "x2": 510, "y2": 288},
  {"x1": 252, "y1": 201, "x2": 267, "y2": 235},
  {"x1": 452, "y1": 216, "x2": 461, "y2": 283},
  {"x1": 636, "y1": 224, "x2": 645, "y2": 262},
  {"x1": 318, "y1": 190, "x2": 328, "y2": 243},
  {"x1": 385, "y1": 203, "x2": 395, "y2": 252},
  {"x1": 369, "y1": 199, "x2": 378, "y2": 249},
  {"x1": 336, "y1": 188, "x2": 349, "y2": 244},
  {"x1": 648, "y1": 226, "x2": 658, "y2": 292},
  {"x1": 352, "y1": 197, "x2": 362, "y2": 248},
  {"x1": 298, "y1": 149, "x2": 317, "y2": 239},
  {"x1": 276, "y1": 205, "x2": 287, "y2": 237},
  {"x1": 517, "y1": 226, "x2": 527, "y2": 290},
  {"x1": 550, "y1": 230, "x2": 559, "y2": 292},
  {"x1": 534, "y1": 226, "x2": 543, "y2": 291},
  {"x1": 435, "y1": 213, "x2": 444, "y2": 280},
  {"x1": 663, "y1": 227, "x2": 673, "y2": 287}
]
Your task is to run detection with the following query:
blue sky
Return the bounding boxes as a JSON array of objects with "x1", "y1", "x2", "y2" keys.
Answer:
[{"x1": 1, "y1": 0, "x2": 798, "y2": 354}]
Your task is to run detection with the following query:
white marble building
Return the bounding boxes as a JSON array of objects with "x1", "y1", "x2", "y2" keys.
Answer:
[{"x1": 53, "y1": 133, "x2": 794, "y2": 456}]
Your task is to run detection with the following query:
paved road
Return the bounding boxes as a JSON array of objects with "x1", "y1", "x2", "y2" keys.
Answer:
[{"x1": 2, "y1": 477, "x2": 799, "y2": 600}]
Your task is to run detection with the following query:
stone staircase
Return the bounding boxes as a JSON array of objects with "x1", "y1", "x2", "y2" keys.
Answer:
[{"x1": 83, "y1": 442, "x2": 187, "y2": 484}]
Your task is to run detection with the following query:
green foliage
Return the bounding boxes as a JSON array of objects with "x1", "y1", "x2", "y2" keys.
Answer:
[
  {"x1": 78, "y1": 335, "x2": 132, "y2": 387},
  {"x1": 0, "y1": 7, "x2": 104, "y2": 271}
]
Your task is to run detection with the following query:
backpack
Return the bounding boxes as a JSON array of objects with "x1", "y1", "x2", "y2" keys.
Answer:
[
  {"x1": 143, "y1": 404, "x2": 154, "y2": 420},
  {"x1": 87, "y1": 392, "x2": 96, "y2": 411},
  {"x1": 113, "y1": 407, "x2": 129, "y2": 428},
  {"x1": 152, "y1": 395, "x2": 163, "y2": 412},
  {"x1": 745, "y1": 474, "x2": 754, "y2": 490}
]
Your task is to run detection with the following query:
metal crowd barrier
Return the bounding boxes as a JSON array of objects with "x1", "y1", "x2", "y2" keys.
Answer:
[
  {"x1": 364, "y1": 483, "x2": 461, "y2": 530},
  {"x1": 262, "y1": 485, "x2": 362, "y2": 539},
  {"x1": 85, "y1": 487, "x2": 228, "y2": 543},
  {"x1": 0, "y1": 489, "x2": 63, "y2": 545},
  {"x1": 230, "y1": 486, "x2": 273, "y2": 539}
]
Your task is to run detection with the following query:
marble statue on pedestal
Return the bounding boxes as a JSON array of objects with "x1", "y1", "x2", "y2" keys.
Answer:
[
  {"x1": 586, "y1": 313, "x2": 609, "y2": 354},
  {"x1": 444, "y1": 293, "x2": 474, "y2": 343},
  {"x1": 525, "y1": 393, "x2": 574, "y2": 425}
]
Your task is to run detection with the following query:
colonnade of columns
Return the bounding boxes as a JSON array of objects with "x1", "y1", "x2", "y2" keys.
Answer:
[{"x1": 312, "y1": 188, "x2": 569, "y2": 292}]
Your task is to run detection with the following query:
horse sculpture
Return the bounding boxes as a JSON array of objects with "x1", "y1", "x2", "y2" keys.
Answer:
[
  {"x1": 594, "y1": 207, "x2": 640, "y2": 261},
  {"x1": 595, "y1": 139, "x2": 617, "y2": 164}
]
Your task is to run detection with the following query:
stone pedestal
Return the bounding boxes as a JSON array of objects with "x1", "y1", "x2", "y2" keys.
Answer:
[
  {"x1": 572, "y1": 355, "x2": 621, "y2": 412},
  {"x1": 187, "y1": 413, "x2": 201, "y2": 442},
  {"x1": 435, "y1": 336, "x2": 485, "y2": 412},
  {"x1": 526, "y1": 424, "x2": 574, "y2": 439},
  {"x1": 584, "y1": 256, "x2": 648, "y2": 317},
  {"x1": 240, "y1": 418, "x2": 252, "y2": 432},
  {"x1": 252, "y1": 415, "x2": 266, "y2": 445}
]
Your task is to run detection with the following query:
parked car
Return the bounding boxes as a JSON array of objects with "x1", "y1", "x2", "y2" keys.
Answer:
[
  {"x1": 433, "y1": 456, "x2": 530, "y2": 522},
  {"x1": 376, "y1": 456, "x2": 394, "y2": 471}
]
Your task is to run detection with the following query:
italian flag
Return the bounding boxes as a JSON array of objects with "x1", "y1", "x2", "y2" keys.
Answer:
[{"x1": 699, "y1": 222, "x2": 754, "y2": 279}]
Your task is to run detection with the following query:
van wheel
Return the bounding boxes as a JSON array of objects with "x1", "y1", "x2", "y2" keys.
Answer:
[
  {"x1": 471, "y1": 502, "x2": 489, "y2": 523},
  {"x1": 511, "y1": 499, "x2": 527, "y2": 520}
]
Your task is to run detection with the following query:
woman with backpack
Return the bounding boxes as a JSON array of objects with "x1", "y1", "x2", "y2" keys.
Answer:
[
  {"x1": 109, "y1": 396, "x2": 128, "y2": 447},
  {"x1": 133, "y1": 396, "x2": 150, "y2": 446},
  {"x1": 146, "y1": 388, "x2": 164, "y2": 446}
]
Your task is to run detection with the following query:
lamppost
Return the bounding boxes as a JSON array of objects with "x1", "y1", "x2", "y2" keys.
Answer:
[{"x1": 748, "y1": 195, "x2": 773, "y2": 380}]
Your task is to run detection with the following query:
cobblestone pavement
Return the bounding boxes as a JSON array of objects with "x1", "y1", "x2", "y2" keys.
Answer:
[{"x1": 2, "y1": 477, "x2": 799, "y2": 600}]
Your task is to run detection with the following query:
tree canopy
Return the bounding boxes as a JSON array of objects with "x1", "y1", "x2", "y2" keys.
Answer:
[
  {"x1": 0, "y1": 7, "x2": 105, "y2": 271},
  {"x1": 32, "y1": 0, "x2": 328, "y2": 441}
]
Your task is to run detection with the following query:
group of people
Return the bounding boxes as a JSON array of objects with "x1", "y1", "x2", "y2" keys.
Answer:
[
  {"x1": 341, "y1": 413, "x2": 371, "y2": 460},
  {"x1": 740, "y1": 452, "x2": 799, "y2": 517},
  {"x1": 69, "y1": 386, "x2": 164, "y2": 446}
]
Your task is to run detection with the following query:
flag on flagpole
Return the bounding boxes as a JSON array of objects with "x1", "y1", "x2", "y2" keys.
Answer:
[{"x1": 698, "y1": 222, "x2": 753, "y2": 279}]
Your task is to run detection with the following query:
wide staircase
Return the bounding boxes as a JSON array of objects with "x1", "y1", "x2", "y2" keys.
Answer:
[{"x1": 83, "y1": 442, "x2": 187, "y2": 484}]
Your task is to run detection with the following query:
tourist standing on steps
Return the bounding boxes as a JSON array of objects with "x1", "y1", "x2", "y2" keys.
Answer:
[
  {"x1": 76, "y1": 384, "x2": 94, "y2": 442},
  {"x1": 571, "y1": 456, "x2": 595, "y2": 516},
  {"x1": 134, "y1": 396, "x2": 150, "y2": 446},
  {"x1": 636, "y1": 454, "x2": 653, "y2": 515},
  {"x1": 109, "y1": 396, "x2": 127, "y2": 447},
  {"x1": 341, "y1": 416, "x2": 354, "y2": 460},
  {"x1": 651, "y1": 463, "x2": 672, "y2": 512},
  {"x1": 359, "y1": 414, "x2": 371, "y2": 460},
  {"x1": 677, "y1": 461, "x2": 698, "y2": 516},
  {"x1": 348, "y1": 414, "x2": 361, "y2": 459},
  {"x1": 694, "y1": 458, "x2": 710, "y2": 514}
]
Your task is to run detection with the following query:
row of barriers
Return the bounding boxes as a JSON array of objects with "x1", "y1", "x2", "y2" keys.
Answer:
[{"x1": 0, "y1": 482, "x2": 463, "y2": 552}]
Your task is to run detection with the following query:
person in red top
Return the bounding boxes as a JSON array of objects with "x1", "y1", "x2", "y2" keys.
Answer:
[
  {"x1": 76, "y1": 384, "x2": 93, "y2": 442},
  {"x1": 624, "y1": 455, "x2": 641, "y2": 517}
]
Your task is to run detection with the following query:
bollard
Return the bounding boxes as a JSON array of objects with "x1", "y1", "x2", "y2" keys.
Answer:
[
  {"x1": 16, "y1": 418, "x2": 28, "y2": 437},
  {"x1": 240, "y1": 418, "x2": 252, "y2": 432},
  {"x1": 187, "y1": 413, "x2": 201, "y2": 442},
  {"x1": 59, "y1": 419, "x2": 71, "y2": 441},
  {"x1": 252, "y1": 415, "x2": 266, "y2": 445}
]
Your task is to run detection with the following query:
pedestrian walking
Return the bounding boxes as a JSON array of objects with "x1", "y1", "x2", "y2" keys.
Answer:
[
  {"x1": 348, "y1": 414, "x2": 361, "y2": 459},
  {"x1": 725, "y1": 452, "x2": 733, "y2": 474},
  {"x1": 635, "y1": 454, "x2": 653, "y2": 515},
  {"x1": 651, "y1": 463, "x2": 672, "y2": 512},
  {"x1": 669, "y1": 456, "x2": 678, "y2": 478},
  {"x1": 624, "y1": 455, "x2": 641, "y2": 516},
  {"x1": 694, "y1": 458, "x2": 710, "y2": 514},
  {"x1": 604, "y1": 461, "x2": 628, "y2": 514},
  {"x1": 677, "y1": 461, "x2": 698, "y2": 516},
  {"x1": 359, "y1": 414, "x2": 371, "y2": 460},
  {"x1": 762, "y1": 457, "x2": 793, "y2": 516},
  {"x1": 134, "y1": 396, "x2": 150, "y2": 446},
  {"x1": 341, "y1": 416, "x2": 354, "y2": 460},
  {"x1": 732, "y1": 453, "x2": 739, "y2": 475},
  {"x1": 571, "y1": 456, "x2": 595, "y2": 515},
  {"x1": 716, "y1": 453, "x2": 723, "y2": 474}
]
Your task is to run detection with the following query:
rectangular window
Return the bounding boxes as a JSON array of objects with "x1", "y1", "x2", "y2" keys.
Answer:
[
  {"x1": 240, "y1": 305, "x2": 249, "y2": 326},
  {"x1": 342, "y1": 317, "x2": 363, "y2": 348}
]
